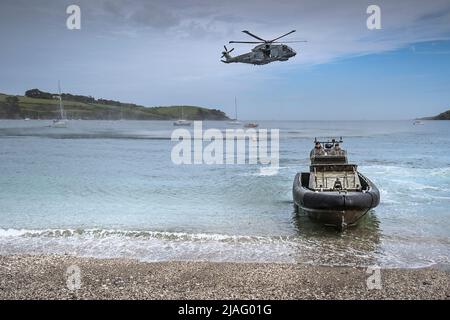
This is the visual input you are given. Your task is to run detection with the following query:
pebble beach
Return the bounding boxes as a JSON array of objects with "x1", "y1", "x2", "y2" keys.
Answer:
[{"x1": 1, "y1": 254, "x2": 449, "y2": 300}]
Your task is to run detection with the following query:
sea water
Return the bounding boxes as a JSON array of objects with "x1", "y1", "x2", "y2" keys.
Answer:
[{"x1": 0, "y1": 120, "x2": 449, "y2": 268}]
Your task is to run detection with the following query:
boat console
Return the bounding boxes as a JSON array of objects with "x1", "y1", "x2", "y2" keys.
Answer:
[{"x1": 308, "y1": 138, "x2": 362, "y2": 191}]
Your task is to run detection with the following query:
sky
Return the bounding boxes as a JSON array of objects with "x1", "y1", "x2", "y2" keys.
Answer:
[{"x1": 0, "y1": 0, "x2": 449, "y2": 120}]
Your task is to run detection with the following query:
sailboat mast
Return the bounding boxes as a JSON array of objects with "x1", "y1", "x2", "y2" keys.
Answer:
[
  {"x1": 234, "y1": 96, "x2": 238, "y2": 120},
  {"x1": 181, "y1": 106, "x2": 184, "y2": 120},
  {"x1": 58, "y1": 81, "x2": 64, "y2": 119}
]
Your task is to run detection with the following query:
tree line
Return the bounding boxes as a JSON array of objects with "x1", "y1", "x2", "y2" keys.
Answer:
[{"x1": 25, "y1": 88, "x2": 141, "y2": 108}]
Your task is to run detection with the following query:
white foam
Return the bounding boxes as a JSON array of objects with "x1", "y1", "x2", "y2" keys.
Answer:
[
  {"x1": 1, "y1": 227, "x2": 448, "y2": 268},
  {"x1": 258, "y1": 167, "x2": 280, "y2": 176}
]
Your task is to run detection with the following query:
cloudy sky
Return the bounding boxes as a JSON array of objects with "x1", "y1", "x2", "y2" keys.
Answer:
[{"x1": 1, "y1": 0, "x2": 450, "y2": 119}]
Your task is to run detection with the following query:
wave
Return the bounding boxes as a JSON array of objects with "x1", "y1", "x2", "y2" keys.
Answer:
[
  {"x1": 0, "y1": 227, "x2": 299, "y2": 264},
  {"x1": 430, "y1": 167, "x2": 450, "y2": 177},
  {"x1": 255, "y1": 167, "x2": 282, "y2": 176},
  {"x1": 0, "y1": 227, "x2": 448, "y2": 268},
  {"x1": 363, "y1": 165, "x2": 450, "y2": 177},
  {"x1": 0, "y1": 228, "x2": 293, "y2": 243}
]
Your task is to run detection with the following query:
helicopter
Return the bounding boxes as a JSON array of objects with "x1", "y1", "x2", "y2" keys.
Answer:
[{"x1": 221, "y1": 30, "x2": 306, "y2": 65}]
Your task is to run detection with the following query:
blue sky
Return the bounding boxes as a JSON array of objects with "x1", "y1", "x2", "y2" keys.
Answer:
[
  {"x1": 1, "y1": 0, "x2": 449, "y2": 120},
  {"x1": 258, "y1": 41, "x2": 450, "y2": 120}
]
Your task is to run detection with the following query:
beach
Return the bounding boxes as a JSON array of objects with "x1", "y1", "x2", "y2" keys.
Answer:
[{"x1": 1, "y1": 254, "x2": 449, "y2": 300}]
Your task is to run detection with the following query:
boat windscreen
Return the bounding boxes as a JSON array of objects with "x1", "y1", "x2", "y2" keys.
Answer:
[{"x1": 311, "y1": 154, "x2": 347, "y2": 164}]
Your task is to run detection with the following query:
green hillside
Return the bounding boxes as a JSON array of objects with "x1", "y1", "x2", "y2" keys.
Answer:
[{"x1": 0, "y1": 91, "x2": 229, "y2": 120}]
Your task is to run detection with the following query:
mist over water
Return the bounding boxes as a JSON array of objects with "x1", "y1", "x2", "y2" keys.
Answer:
[{"x1": 0, "y1": 120, "x2": 449, "y2": 268}]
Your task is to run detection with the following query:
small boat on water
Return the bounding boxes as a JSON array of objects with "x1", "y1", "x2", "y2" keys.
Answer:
[
  {"x1": 173, "y1": 119, "x2": 192, "y2": 126},
  {"x1": 52, "y1": 119, "x2": 68, "y2": 128},
  {"x1": 413, "y1": 120, "x2": 424, "y2": 125},
  {"x1": 244, "y1": 122, "x2": 258, "y2": 128},
  {"x1": 173, "y1": 106, "x2": 191, "y2": 126},
  {"x1": 293, "y1": 138, "x2": 380, "y2": 230}
]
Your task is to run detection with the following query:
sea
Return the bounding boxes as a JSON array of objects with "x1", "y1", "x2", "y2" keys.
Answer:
[{"x1": 0, "y1": 119, "x2": 449, "y2": 268}]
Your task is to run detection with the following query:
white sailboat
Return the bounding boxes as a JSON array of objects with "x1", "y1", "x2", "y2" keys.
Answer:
[
  {"x1": 228, "y1": 97, "x2": 241, "y2": 125},
  {"x1": 52, "y1": 81, "x2": 68, "y2": 128},
  {"x1": 173, "y1": 106, "x2": 191, "y2": 126}
]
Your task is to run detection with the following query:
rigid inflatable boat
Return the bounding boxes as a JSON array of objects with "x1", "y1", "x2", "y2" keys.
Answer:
[{"x1": 292, "y1": 138, "x2": 380, "y2": 230}]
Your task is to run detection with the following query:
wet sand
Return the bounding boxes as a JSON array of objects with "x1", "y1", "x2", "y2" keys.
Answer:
[{"x1": 0, "y1": 254, "x2": 449, "y2": 300}]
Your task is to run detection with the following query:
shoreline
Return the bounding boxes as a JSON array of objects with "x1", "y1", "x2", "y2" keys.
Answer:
[{"x1": 1, "y1": 254, "x2": 449, "y2": 300}]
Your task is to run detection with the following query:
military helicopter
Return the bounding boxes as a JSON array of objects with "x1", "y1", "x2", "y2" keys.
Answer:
[{"x1": 221, "y1": 30, "x2": 306, "y2": 65}]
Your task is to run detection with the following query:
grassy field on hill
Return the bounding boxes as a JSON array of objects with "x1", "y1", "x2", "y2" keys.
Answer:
[{"x1": 0, "y1": 92, "x2": 229, "y2": 120}]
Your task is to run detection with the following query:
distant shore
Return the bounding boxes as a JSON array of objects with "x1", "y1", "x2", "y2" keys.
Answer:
[
  {"x1": 0, "y1": 254, "x2": 448, "y2": 299},
  {"x1": 0, "y1": 92, "x2": 230, "y2": 121}
]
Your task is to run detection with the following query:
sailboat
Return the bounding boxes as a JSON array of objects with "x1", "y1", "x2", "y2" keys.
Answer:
[
  {"x1": 118, "y1": 106, "x2": 124, "y2": 121},
  {"x1": 228, "y1": 97, "x2": 241, "y2": 125},
  {"x1": 173, "y1": 106, "x2": 191, "y2": 126},
  {"x1": 52, "y1": 81, "x2": 68, "y2": 128}
]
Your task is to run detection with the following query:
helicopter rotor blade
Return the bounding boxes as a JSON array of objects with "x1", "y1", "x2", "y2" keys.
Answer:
[
  {"x1": 241, "y1": 30, "x2": 266, "y2": 42},
  {"x1": 269, "y1": 30, "x2": 296, "y2": 42},
  {"x1": 229, "y1": 40, "x2": 263, "y2": 44},
  {"x1": 272, "y1": 40, "x2": 307, "y2": 43}
]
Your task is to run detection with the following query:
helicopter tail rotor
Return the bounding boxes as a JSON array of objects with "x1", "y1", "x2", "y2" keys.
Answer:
[{"x1": 221, "y1": 45, "x2": 234, "y2": 61}]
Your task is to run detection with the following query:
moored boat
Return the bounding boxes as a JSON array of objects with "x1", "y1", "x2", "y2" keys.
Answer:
[
  {"x1": 244, "y1": 122, "x2": 258, "y2": 128},
  {"x1": 173, "y1": 119, "x2": 192, "y2": 126},
  {"x1": 173, "y1": 106, "x2": 191, "y2": 126},
  {"x1": 292, "y1": 138, "x2": 380, "y2": 230}
]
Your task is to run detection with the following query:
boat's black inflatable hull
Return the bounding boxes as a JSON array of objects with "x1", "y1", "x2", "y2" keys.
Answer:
[{"x1": 292, "y1": 172, "x2": 380, "y2": 229}]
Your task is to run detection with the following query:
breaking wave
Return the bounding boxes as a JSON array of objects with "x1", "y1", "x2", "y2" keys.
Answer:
[{"x1": 0, "y1": 227, "x2": 448, "y2": 268}]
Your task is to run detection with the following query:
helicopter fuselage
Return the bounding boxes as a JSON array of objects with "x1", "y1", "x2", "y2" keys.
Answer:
[{"x1": 222, "y1": 44, "x2": 296, "y2": 65}]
